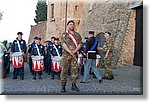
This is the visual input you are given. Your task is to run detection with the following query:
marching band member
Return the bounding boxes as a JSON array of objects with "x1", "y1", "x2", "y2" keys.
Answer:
[
  {"x1": 11, "y1": 32, "x2": 27, "y2": 80},
  {"x1": 50, "y1": 37, "x2": 62, "y2": 80},
  {"x1": 44, "y1": 40, "x2": 52, "y2": 75},
  {"x1": 31, "y1": 37, "x2": 45, "y2": 80},
  {"x1": 28, "y1": 36, "x2": 37, "y2": 75}
]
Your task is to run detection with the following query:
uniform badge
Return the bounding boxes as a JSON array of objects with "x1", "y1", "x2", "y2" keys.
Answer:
[
  {"x1": 62, "y1": 34, "x2": 65, "y2": 37},
  {"x1": 21, "y1": 41, "x2": 24, "y2": 44},
  {"x1": 41, "y1": 46, "x2": 43, "y2": 48}
]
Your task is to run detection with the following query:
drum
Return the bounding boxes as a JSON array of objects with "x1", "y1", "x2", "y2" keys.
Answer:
[
  {"x1": 12, "y1": 52, "x2": 24, "y2": 68},
  {"x1": 32, "y1": 56, "x2": 44, "y2": 71},
  {"x1": 52, "y1": 56, "x2": 62, "y2": 72}
]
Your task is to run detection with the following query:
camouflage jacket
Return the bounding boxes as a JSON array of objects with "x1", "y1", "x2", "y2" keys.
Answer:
[
  {"x1": 103, "y1": 39, "x2": 113, "y2": 53},
  {"x1": 61, "y1": 32, "x2": 82, "y2": 54}
]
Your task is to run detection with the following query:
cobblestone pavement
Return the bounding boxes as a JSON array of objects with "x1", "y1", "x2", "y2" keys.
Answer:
[{"x1": 1, "y1": 63, "x2": 143, "y2": 95}]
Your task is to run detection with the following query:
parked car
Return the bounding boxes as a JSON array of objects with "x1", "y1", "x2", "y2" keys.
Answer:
[{"x1": 0, "y1": 43, "x2": 10, "y2": 78}]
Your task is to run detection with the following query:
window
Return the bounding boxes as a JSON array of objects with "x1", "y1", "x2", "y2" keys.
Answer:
[
  {"x1": 51, "y1": 3, "x2": 54, "y2": 20},
  {"x1": 75, "y1": 5, "x2": 78, "y2": 11}
]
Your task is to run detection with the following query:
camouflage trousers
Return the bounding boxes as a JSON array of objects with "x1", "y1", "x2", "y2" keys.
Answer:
[
  {"x1": 103, "y1": 52, "x2": 113, "y2": 77},
  {"x1": 60, "y1": 53, "x2": 78, "y2": 84}
]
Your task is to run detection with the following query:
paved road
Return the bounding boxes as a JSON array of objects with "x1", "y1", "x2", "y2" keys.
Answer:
[{"x1": 1, "y1": 63, "x2": 143, "y2": 95}]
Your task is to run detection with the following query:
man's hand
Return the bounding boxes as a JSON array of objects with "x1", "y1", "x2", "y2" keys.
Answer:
[
  {"x1": 68, "y1": 50, "x2": 74, "y2": 56},
  {"x1": 71, "y1": 50, "x2": 77, "y2": 55},
  {"x1": 97, "y1": 47, "x2": 103, "y2": 51},
  {"x1": 105, "y1": 54, "x2": 108, "y2": 59},
  {"x1": 10, "y1": 52, "x2": 13, "y2": 57}
]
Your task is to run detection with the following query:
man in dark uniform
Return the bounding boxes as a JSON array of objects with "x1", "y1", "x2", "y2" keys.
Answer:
[
  {"x1": 51, "y1": 36, "x2": 55, "y2": 44},
  {"x1": 80, "y1": 37, "x2": 88, "y2": 75},
  {"x1": 28, "y1": 36, "x2": 37, "y2": 75},
  {"x1": 44, "y1": 40, "x2": 52, "y2": 75},
  {"x1": 80, "y1": 31, "x2": 103, "y2": 83},
  {"x1": 50, "y1": 37, "x2": 62, "y2": 79},
  {"x1": 11, "y1": 32, "x2": 27, "y2": 80},
  {"x1": 31, "y1": 37, "x2": 45, "y2": 80}
]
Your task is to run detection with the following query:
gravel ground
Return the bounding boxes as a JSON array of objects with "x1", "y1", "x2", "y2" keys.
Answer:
[{"x1": 1, "y1": 63, "x2": 143, "y2": 95}]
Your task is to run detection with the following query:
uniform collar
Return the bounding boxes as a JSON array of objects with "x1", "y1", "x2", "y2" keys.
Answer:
[{"x1": 16, "y1": 37, "x2": 22, "y2": 41}]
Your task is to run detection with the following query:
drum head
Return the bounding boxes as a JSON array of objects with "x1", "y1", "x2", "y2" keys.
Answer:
[
  {"x1": 52, "y1": 56, "x2": 62, "y2": 61},
  {"x1": 12, "y1": 52, "x2": 22, "y2": 57},
  {"x1": 32, "y1": 56, "x2": 44, "y2": 60}
]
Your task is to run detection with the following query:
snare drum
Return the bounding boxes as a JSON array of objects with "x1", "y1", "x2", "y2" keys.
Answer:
[
  {"x1": 12, "y1": 52, "x2": 24, "y2": 68},
  {"x1": 32, "y1": 56, "x2": 44, "y2": 71},
  {"x1": 52, "y1": 56, "x2": 62, "y2": 72}
]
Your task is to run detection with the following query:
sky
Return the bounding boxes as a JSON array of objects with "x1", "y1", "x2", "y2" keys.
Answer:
[{"x1": 0, "y1": 0, "x2": 38, "y2": 43}]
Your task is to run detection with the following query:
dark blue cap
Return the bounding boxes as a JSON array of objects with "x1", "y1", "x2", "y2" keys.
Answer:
[
  {"x1": 17, "y1": 32, "x2": 23, "y2": 35},
  {"x1": 105, "y1": 31, "x2": 111, "y2": 36},
  {"x1": 54, "y1": 37, "x2": 59, "y2": 40},
  {"x1": 84, "y1": 37, "x2": 88, "y2": 39},
  {"x1": 88, "y1": 31, "x2": 94, "y2": 35},
  {"x1": 34, "y1": 36, "x2": 38, "y2": 39},
  {"x1": 34, "y1": 36, "x2": 41, "y2": 40}
]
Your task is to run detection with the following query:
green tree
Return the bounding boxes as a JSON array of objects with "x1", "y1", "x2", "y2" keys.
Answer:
[
  {"x1": 34, "y1": 0, "x2": 47, "y2": 24},
  {"x1": 1, "y1": 40, "x2": 7, "y2": 48},
  {"x1": 0, "y1": 12, "x2": 2, "y2": 21}
]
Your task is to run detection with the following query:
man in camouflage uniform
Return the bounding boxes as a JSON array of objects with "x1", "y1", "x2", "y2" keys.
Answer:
[
  {"x1": 102, "y1": 32, "x2": 114, "y2": 80},
  {"x1": 60, "y1": 20, "x2": 82, "y2": 92}
]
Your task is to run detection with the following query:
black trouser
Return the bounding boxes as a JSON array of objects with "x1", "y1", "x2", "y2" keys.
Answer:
[
  {"x1": 51, "y1": 71, "x2": 61, "y2": 77},
  {"x1": 29, "y1": 56, "x2": 33, "y2": 74},
  {"x1": 81, "y1": 65, "x2": 84, "y2": 75},
  {"x1": 45, "y1": 60, "x2": 52, "y2": 74},
  {"x1": 13, "y1": 66, "x2": 24, "y2": 78},
  {"x1": 32, "y1": 71, "x2": 42, "y2": 77}
]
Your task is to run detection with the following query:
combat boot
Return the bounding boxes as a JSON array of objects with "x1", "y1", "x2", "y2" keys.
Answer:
[
  {"x1": 107, "y1": 75, "x2": 114, "y2": 80},
  {"x1": 61, "y1": 84, "x2": 66, "y2": 93},
  {"x1": 71, "y1": 83, "x2": 79, "y2": 91}
]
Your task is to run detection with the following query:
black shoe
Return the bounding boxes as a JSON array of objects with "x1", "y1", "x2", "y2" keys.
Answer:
[
  {"x1": 103, "y1": 75, "x2": 114, "y2": 80},
  {"x1": 71, "y1": 83, "x2": 79, "y2": 91},
  {"x1": 80, "y1": 81, "x2": 87, "y2": 83},
  {"x1": 107, "y1": 75, "x2": 114, "y2": 80},
  {"x1": 93, "y1": 75, "x2": 96, "y2": 78},
  {"x1": 61, "y1": 85, "x2": 66, "y2": 93},
  {"x1": 39, "y1": 77, "x2": 42, "y2": 80},
  {"x1": 102, "y1": 76, "x2": 108, "y2": 79},
  {"x1": 33, "y1": 77, "x2": 36, "y2": 80},
  {"x1": 21, "y1": 77, "x2": 24, "y2": 80},
  {"x1": 51, "y1": 75, "x2": 54, "y2": 80},
  {"x1": 12, "y1": 77, "x2": 17, "y2": 79},
  {"x1": 99, "y1": 79, "x2": 103, "y2": 83}
]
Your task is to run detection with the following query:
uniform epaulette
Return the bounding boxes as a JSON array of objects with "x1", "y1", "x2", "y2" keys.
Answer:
[{"x1": 61, "y1": 33, "x2": 66, "y2": 38}]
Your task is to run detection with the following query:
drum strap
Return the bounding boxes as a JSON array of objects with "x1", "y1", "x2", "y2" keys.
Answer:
[
  {"x1": 16, "y1": 40, "x2": 22, "y2": 53},
  {"x1": 68, "y1": 33, "x2": 78, "y2": 48},
  {"x1": 35, "y1": 44, "x2": 41, "y2": 56},
  {"x1": 53, "y1": 44, "x2": 60, "y2": 57}
]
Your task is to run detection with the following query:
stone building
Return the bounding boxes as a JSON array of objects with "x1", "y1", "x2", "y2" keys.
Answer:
[
  {"x1": 28, "y1": 21, "x2": 47, "y2": 44},
  {"x1": 29, "y1": 0, "x2": 143, "y2": 67}
]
